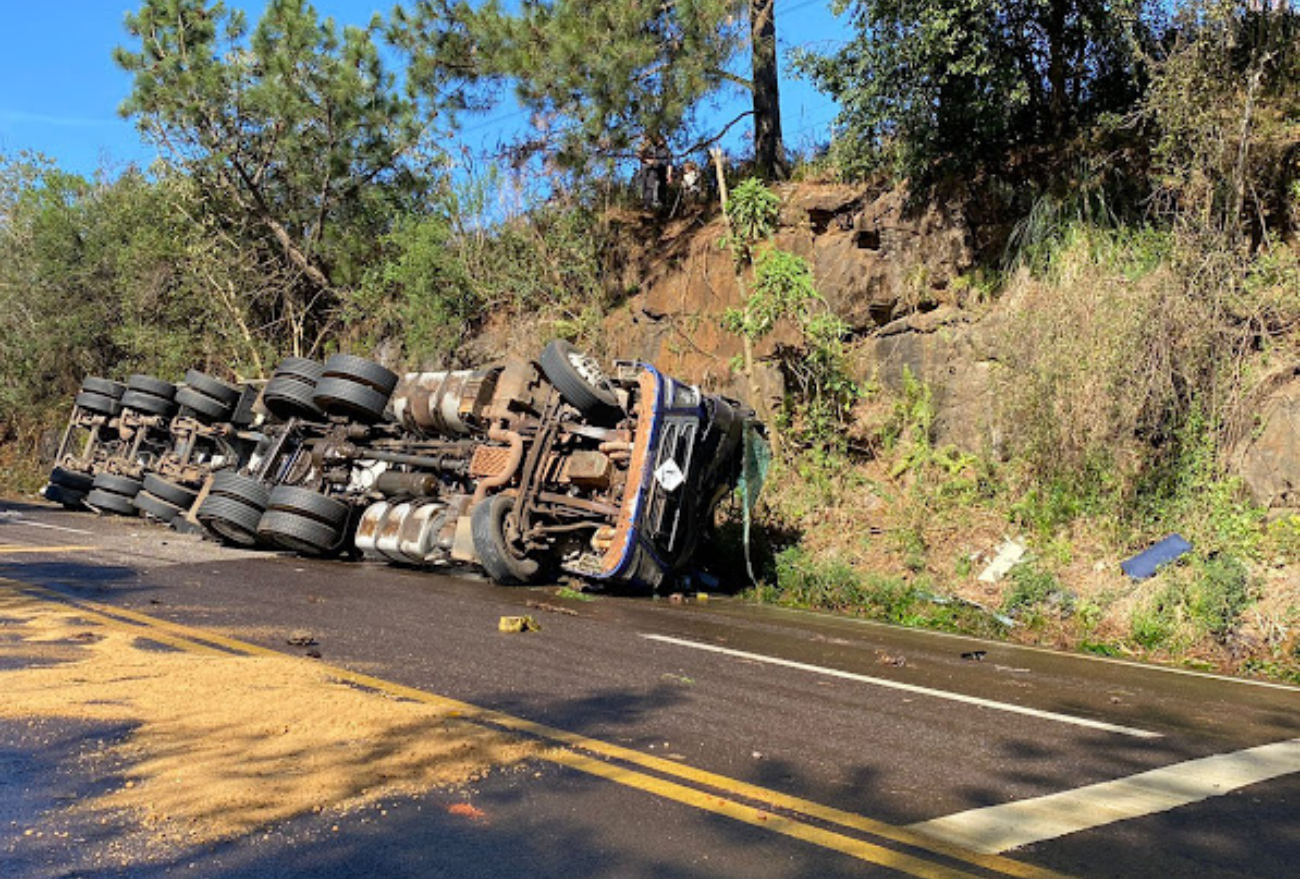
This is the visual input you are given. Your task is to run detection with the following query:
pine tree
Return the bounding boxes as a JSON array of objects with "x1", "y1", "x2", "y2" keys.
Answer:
[
  {"x1": 390, "y1": 0, "x2": 788, "y2": 179},
  {"x1": 115, "y1": 0, "x2": 448, "y2": 353}
]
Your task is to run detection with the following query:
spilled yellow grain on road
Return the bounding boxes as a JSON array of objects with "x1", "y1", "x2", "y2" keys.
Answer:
[{"x1": 0, "y1": 590, "x2": 536, "y2": 846}]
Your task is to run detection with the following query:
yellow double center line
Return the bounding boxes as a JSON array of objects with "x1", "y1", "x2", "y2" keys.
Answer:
[{"x1": 2, "y1": 577, "x2": 1078, "y2": 879}]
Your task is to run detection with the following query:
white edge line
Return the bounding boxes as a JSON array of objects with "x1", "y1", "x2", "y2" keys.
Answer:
[
  {"x1": 1, "y1": 518, "x2": 95, "y2": 536},
  {"x1": 906, "y1": 737, "x2": 1300, "y2": 853},
  {"x1": 756, "y1": 604, "x2": 1300, "y2": 693},
  {"x1": 641, "y1": 633, "x2": 1162, "y2": 739}
]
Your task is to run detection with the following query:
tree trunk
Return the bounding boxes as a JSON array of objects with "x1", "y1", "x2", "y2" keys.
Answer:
[
  {"x1": 750, "y1": 0, "x2": 786, "y2": 179},
  {"x1": 1046, "y1": 0, "x2": 1069, "y2": 139}
]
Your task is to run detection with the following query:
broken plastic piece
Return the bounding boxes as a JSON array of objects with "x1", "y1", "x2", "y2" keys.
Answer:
[
  {"x1": 1121, "y1": 534, "x2": 1193, "y2": 580},
  {"x1": 498, "y1": 615, "x2": 540, "y2": 633},
  {"x1": 978, "y1": 538, "x2": 1027, "y2": 583}
]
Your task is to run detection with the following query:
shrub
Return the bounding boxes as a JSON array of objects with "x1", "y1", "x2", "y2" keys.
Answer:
[
  {"x1": 1003, "y1": 562, "x2": 1072, "y2": 618},
  {"x1": 1185, "y1": 555, "x2": 1255, "y2": 640}
]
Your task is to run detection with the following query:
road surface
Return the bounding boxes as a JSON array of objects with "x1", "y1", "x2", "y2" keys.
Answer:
[{"x1": 1, "y1": 497, "x2": 1296, "y2": 878}]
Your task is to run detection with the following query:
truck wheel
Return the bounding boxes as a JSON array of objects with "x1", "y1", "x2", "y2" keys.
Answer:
[
  {"x1": 272, "y1": 357, "x2": 325, "y2": 384},
  {"x1": 74, "y1": 391, "x2": 121, "y2": 417},
  {"x1": 81, "y1": 377, "x2": 126, "y2": 399},
  {"x1": 262, "y1": 374, "x2": 323, "y2": 421},
  {"x1": 471, "y1": 494, "x2": 542, "y2": 585},
  {"x1": 175, "y1": 387, "x2": 235, "y2": 423},
  {"x1": 42, "y1": 483, "x2": 87, "y2": 510},
  {"x1": 539, "y1": 340, "x2": 619, "y2": 415},
  {"x1": 126, "y1": 374, "x2": 177, "y2": 400},
  {"x1": 210, "y1": 471, "x2": 271, "y2": 509},
  {"x1": 86, "y1": 488, "x2": 138, "y2": 516},
  {"x1": 183, "y1": 369, "x2": 242, "y2": 406},
  {"x1": 142, "y1": 474, "x2": 199, "y2": 510},
  {"x1": 92, "y1": 473, "x2": 144, "y2": 498},
  {"x1": 120, "y1": 390, "x2": 177, "y2": 417},
  {"x1": 322, "y1": 354, "x2": 399, "y2": 394},
  {"x1": 266, "y1": 485, "x2": 350, "y2": 528},
  {"x1": 197, "y1": 494, "x2": 264, "y2": 545},
  {"x1": 50, "y1": 467, "x2": 94, "y2": 492},
  {"x1": 257, "y1": 509, "x2": 342, "y2": 556},
  {"x1": 312, "y1": 376, "x2": 389, "y2": 423},
  {"x1": 134, "y1": 491, "x2": 183, "y2": 523}
]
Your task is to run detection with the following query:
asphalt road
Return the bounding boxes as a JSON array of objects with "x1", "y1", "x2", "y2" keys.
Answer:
[{"x1": 1, "y1": 497, "x2": 1297, "y2": 879}]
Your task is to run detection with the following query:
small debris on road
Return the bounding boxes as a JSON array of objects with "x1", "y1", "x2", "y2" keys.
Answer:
[
  {"x1": 447, "y1": 803, "x2": 487, "y2": 821},
  {"x1": 876, "y1": 651, "x2": 907, "y2": 667},
  {"x1": 498, "y1": 615, "x2": 540, "y2": 633},
  {"x1": 961, "y1": 650, "x2": 987, "y2": 661},
  {"x1": 305, "y1": 649, "x2": 322, "y2": 659},
  {"x1": 526, "y1": 599, "x2": 578, "y2": 617},
  {"x1": 285, "y1": 630, "x2": 317, "y2": 647}
]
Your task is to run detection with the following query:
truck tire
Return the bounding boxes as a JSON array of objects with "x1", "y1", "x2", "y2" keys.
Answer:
[
  {"x1": 322, "y1": 354, "x2": 398, "y2": 394},
  {"x1": 197, "y1": 494, "x2": 264, "y2": 545},
  {"x1": 312, "y1": 376, "x2": 389, "y2": 423},
  {"x1": 42, "y1": 483, "x2": 87, "y2": 510},
  {"x1": 266, "y1": 485, "x2": 350, "y2": 528},
  {"x1": 273, "y1": 357, "x2": 325, "y2": 384},
  {"x1": 86, "y1": 488, "x2": 138, "y2": 516},
  {"x1": 142, "y1": 474, "x2": 199, "y2": 509},
  {"x1": 134, "y1": 491, "x2": 183, "y2": 523},
  {"x1": 262, "y1": 374, "x2": 323, "y2": 421},
  {"x1": 175, "y1": 387, "x2": 234, "y2": 423},
  {"x1": 257, "y1": 509, "x2": 342, "y2": 556},
  {"x1": 120, "y1": 390, "x2": 177, "y2": 417},
  {"x1": 126, "y1": 375, "x2": 177, "y2": 400},
  {"x1": 183, "y1": 370, "x2": 241, "y2": 406},
  {"x1": 74, "y1": 391, "x2": 121, "y2": 417},
  {"x1": 471, "y1": 494, "x2": 542, "y2": 585},
  {"x1": 50, "y1": 466, "x2": 94, "y2": 492},
  {"x1": 210, "y1": 471, "x2": 271, "y2": 509},
  {"x1": 81, "y1": 377, "x2": 126, "y2": 399},
  {"x1": 92, "y1": 473, "x2": 144, "y2": 498},
  {"x1": 539, "y1": 340, "x2": 619, "y2": 415}
]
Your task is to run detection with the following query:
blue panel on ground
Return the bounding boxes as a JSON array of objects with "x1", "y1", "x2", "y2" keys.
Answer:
[{"x1": 1121, "y1": 534, "x2": 1193, "y2": 580}]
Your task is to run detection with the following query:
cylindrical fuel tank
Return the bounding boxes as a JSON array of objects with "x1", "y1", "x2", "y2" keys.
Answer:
[
  {"x1": 391, "y1": 369, "x2": 499, "y2": 438},
  {"x1": 355, "y1": 499, "x2": 452, "y2": 565}
]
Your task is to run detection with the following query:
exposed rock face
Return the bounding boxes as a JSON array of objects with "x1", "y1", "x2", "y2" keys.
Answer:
[
  {"x1": 569, "y1": 180, "x2": 1294, "y2": 509},
  {"x1": 857, "y1": 307, "x2": 1004, "y2": 454},
  {"x1": 603, "y1": 181, "x2": 979, "y2": 411},
  {"x1": 1231, "y1": 372, "x2": 1300, "y2": 511}
]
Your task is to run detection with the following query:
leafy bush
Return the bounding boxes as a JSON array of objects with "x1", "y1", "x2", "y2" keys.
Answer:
[
  {"x1": 768, "y1": 546, "x2": 918, "y2": 622},
  {"x1": 1130, "y1": 585, "x2": 1182, "y2": 649},
  {"x1": 722, "y1": 178, "x2": 780, "y2": 260},
  {"x1": 1185, "y1": 556, "x2": 1255, "y2": 639},
  {"x1": 1003, "y1": 562, "x2": 1072, "y2": 619},
  {"x1": 720, "y1": 189, "x2": 860, "y2": 454},
  {"x1": 1129, "y1": 554, "x2": 1256, "y2": 650}
]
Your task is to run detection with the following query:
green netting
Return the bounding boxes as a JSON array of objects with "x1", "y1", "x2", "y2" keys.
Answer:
[{"x1": 739, "y1": 421, "x2": 772, "y2": 583}]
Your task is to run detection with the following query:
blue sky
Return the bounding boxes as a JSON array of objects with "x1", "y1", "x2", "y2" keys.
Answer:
[{"x1": 0, "y1": 1, "x2": 846, "y2": 178}]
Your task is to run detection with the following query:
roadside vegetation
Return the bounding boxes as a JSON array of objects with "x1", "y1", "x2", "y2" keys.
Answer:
[{"x1": 1, "y1": 0, "x2": 1297, "y2": 681}]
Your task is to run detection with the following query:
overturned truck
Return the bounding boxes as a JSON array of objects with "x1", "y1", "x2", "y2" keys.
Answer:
[{"x1": 45, "y1": 341, "x2": 766, "y2": 591}]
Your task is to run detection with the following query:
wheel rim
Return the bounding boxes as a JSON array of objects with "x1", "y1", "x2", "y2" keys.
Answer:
[{"x1": 568, "y1": 350, "x2": 610, "y2": 390}]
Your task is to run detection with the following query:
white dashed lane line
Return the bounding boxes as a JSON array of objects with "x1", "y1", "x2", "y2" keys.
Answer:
[
  {"x1": 640, "y1": 633, "x2": 1162, "y2": 739},
  {"x1": 908, "y1": 737, "x2": 1300, "y2": 853}
]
